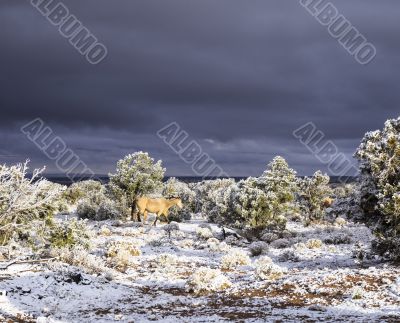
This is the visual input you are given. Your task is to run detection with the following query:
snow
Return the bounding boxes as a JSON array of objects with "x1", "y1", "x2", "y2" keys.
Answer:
[{"x1": 1, "y1": 214, "x2": 400, "y2": 322}]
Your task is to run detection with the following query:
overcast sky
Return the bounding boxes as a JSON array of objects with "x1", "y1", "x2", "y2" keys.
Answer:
[{"x1": 1, "y1": 0, "x2": 399, "y2": 177}]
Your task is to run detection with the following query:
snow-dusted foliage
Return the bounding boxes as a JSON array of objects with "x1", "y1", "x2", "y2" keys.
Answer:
[
  {"x1": 297, "y1": 171, "x2": 333, "y2": 222},
  {"x1": 0, "y1": 161, "x2": 65, "y2": 245},
  {"x1": 191, "y1": 178, "x2": 236, "y2": 215},
  {"x1": 221, "y1": 249, "x2": 251, "y2": 269},
  {"x1": 186, "y1": 267, "x2": 232, "y2": 294},
  {"x1": 194, "y1": 157, "x2": 297, "y2": 231},
  {"x1": 162, "y1": 177, "x2": 195, "y2": 221},
  {"x1": 109, "y1": 152, "x2": 165, "y2": 219},
  {"x1": 48, "y1": 218, "x2": 91, "y2": 249},
  {"x1": 248, "y1": 241, "x2": 269, "y2": 257},
  {"x1": 250, "y1": 156, "x2": 299, "y2": 217},
  {"x1": 254, "y1": 256, "x2": 286, "y2": 281},
  {"x1": 163, "y1": 222, "x2": 180, "y2": 238},
  {"x1": 64, "y1": 180, "x2": 103, "y2": 204},
  {"x1": 77, "y1": 184, "x2": 127, "y2": 221},
  {"x1": 204, "y1": 179, "x2": 287, "y2": 231},
  {"x1": 354, "y1": 117, "x2": 400, "y2": 259},
  {"x1": 51, "y1": 246, "x2": 110, "y2": 276}
]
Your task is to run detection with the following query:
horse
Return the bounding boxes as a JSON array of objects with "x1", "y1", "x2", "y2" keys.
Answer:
[{"x1": 135, "y1": 197, "x2": 183, "y2": 226}]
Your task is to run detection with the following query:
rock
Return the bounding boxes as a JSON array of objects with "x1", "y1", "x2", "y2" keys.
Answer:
[
  {"x1": 261, "y1": 232, "x2": 279, "y2": 243},
  {"x1": 21, "y1": 287, "x2": 31, "y2": 294},
  {"x1": 248, "y1": 241, "x2": 269, "y2": 257},
  {"x1": 308, "y1": 304, "x2": 327, "y2": 312}
]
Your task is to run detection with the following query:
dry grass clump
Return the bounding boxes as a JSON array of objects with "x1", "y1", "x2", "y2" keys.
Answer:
[
  {"x1": 305, "y1": 239, "x2": 323, "y2": 249},
  {"x1": 196, "y1": 227, "x2": 214, "y2": 239},
  {"x1": 207, "y1": 238, "x2": 231, "y2": 253},
  {"x1": 121, "y1": 227, "x2": 145, "y2": 237},
  {"x1": 254, "y1": 256, "x2": 287, "y2": 281},
  {"x1": 106, "y1": 240, "x2": 141, "y2": 271},
  {"x1": 99, "y1": 225, "x2": 112, "y2": 236},
  {"x1": 186, "y1": 267, "x2": 231, "y2": 294},
  {"x1": 334, "y1": 217, "x2": 347, "y2": 227},
  {"x1": 175, "y1": 239, "x2": 194, "y2": 249},
  {"x1": 352, "y1": 286, "x2": 365, "y2": 300},
  {"x1": 156, "y1": 253, "x2": 179, "y2": 266},
  {"x1": 221, "y1": 249, "x2": 251, "y2": 270}
]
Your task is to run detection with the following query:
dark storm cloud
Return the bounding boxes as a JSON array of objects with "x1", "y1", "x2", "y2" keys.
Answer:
[{"x1": 0, "y1": 0, "x2": 399, "y2": 176}]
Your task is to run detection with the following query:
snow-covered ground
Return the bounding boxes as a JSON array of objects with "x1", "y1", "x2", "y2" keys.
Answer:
[{"x1": 1, "y1": 214, "x2": 400, "y2": 322}]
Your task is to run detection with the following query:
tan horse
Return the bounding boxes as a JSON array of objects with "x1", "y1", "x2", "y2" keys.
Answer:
[{"x1": 135, "y1": 197, "x2": 183, "y2": 226}]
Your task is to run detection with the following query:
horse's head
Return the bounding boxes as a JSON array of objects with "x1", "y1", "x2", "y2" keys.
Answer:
[{"x1": 171, "y1": 197, "x2": 183, "y2": 209}]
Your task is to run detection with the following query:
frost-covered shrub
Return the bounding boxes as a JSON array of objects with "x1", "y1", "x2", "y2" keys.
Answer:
[
  {"x1": 163, "y1": 222, "x2": 180, "y2": 239},
  {"x1": 207, "y1": 238, "x2": 230, "y2": 253},
  {"x1": 196, "y1": 227, "x2": 214, "y2": 239},
  {"x1": 177, "y1": 239, "x2": 194, "y2": 249},
  {"x1": 0, "y1": 161, "x2": 65, "y2": 245},
  {"x1": 163, "y1": 178, "x2": 195, "y2": 221},
  {"x1": 109, "y1": 152, "x2": 165, "y2": 220},
  {"x1": 64, "y1": 180, "x2": 103, "y2": 204},
  {"x1": 334, "y1": 184, "x2": 356, "y2": 199},
  {"x1": 250, "y1": 156, "x2": 299, "y2": 217},
  {"x1": 153, "y1": 254, "x2": 179, "y2": 272},
  {"x1": 52, "y1": 246, "x2": 110, "y2": 276},
  {"x1": 191, "y1": 178, "x2": 235, "y2": 214},
  {"x1": 270, "y1": 238, "x2": 291, "y2": 249},
  {"x1": 221, "y1": 249, "x2": 251, "y2": 269},
  {"x1": 297, "y1": 171, "x2": 333, "y2": 222},
  {"x1": 51, "y1": 246, "x2": 109, "y2": 274},
  {"x1": 77, "y1": 185, "x2": 127, "y2": 221},
  {"x1": 214, "y1": 179, "x2": 287, "y2": 231},
  {"x1": 323, "y1": 233, "x2": 352, "y2": 245},
  {"x1": 186, "y1": 267, "x2": 231, "y2": 294},
  {"x1": 260, "y1": 232, "x2": 280, "y2": 243},
  {"x1": 278, "y1": 250, "x2": 300, "y2": 262},
  {"x1": 248, "y1": 241, "x2": 269, "y2": 257},
  {"x1": 254, "y1": 256, "x2": 286, "y2": 280},
  {"x1": 305, "y1": 239, "x2": 323, "y2": 249},
  {"x1": 354, "y1": 117, "x2": 400, "y2": 259}
]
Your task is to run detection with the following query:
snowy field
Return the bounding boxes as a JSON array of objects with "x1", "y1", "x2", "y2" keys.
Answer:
[{"x1": 1, "y1": 214, "x2": 400, "y2": 323}]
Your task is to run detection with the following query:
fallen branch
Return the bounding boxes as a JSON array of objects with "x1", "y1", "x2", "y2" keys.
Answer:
[{"x1": 0, "y1": 258, "x2": 58, "y2": 270}]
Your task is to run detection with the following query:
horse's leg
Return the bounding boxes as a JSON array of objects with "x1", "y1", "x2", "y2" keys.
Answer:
[
  {"x1": 164, "y1": 210, "x2": 170, "y2": 224},
  {"x1": 153, "y1": 216, "x2": 158, "y2": 226},
  {"x1": 143, "y1": 210, "x2": 148, "y2": 224}
]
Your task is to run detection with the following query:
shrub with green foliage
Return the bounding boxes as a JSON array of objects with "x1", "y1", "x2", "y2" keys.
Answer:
[
  {"x1": 297, "y1": 171, "x2": 333, "y2": 222},
  {"x1": 77, "y1": 184, "x2": 128, "y2": 221},
  {"x1": 109, "y1": 152, "x2": 165, "y2": 220},
  {"x1": 355, "y1": 117, "x2": 400, "y2": 259},
  {"x1": 204, "y1": 178, "x2": 287, "y2": 232},
  {"x1": 246, "y1": 156, "x2": 299, "y2": 219},
  {"x1": 48, "y1": 218, "x2": 91, "y2": 249},
  {"x1": 193, "y1": 157, "x2": 298, "y2": 232},
  {"x1": 64, "y1": 180, "x2": 104, "y2": 204}
]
